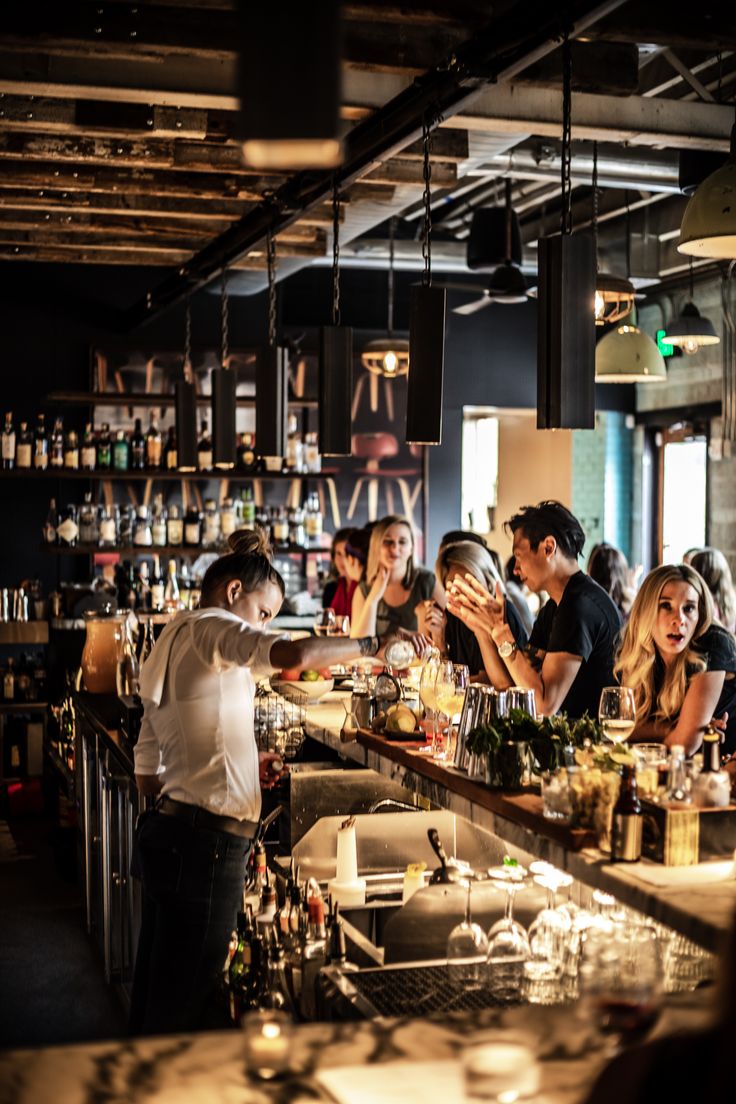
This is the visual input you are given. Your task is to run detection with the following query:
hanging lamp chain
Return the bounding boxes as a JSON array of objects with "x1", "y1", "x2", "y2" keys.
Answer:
[
  {"x1": 184, "y1": 294, "x2": 192, "y2": 380},
  {"x1": 421, "y1": 118, "x2": 433, "y2": 287},
  {"x1": 591, "y1": 140, "x2": 599, "y2": 271},
  {"x1": 220, "y1": 270, "x2": 229, "y2": 367},
  {"x1": 560, "y1": 30, "x2": 573, "y2": 237},
  {"x1": 267, "y1": 230, "x2": 277, "y2": 347},
  {"x1": 689, "y1": 257, "x2": 694, "y2": 302},
  {"x1": 387, "y1": 215, "x2": 396, "y2": 335},
  {"x1": 331, "y1": 179, "x2": 341, "y2": 327}
]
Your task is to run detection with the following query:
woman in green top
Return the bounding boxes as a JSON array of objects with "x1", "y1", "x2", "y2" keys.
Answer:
[{"x1": 351, "y1": 514, "x2": 443, "y2": 637}]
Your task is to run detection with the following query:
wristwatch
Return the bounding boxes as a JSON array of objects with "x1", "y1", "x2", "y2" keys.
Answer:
[{"x1": 498, "y1": 638, "x2": 517, "y2": 660}]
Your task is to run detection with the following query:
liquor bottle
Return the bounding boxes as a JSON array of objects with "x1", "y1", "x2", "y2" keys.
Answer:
[
  {"x1": 50, "y1": 418, "x2": 65, "y2": 469},
  {"x1": 99, "y1": 503, "x2": 118, "y2": 547},
  {"x1": 130, "y1": 418, "x2": 145, "y2": 471},
  {"x1": 64, "y1": 429, "x2": 79, "y2": 471},
  {"x1": 145, "y1": 411, "x2": 163, "y2": 469},
  {"x1": 97, "y1": 422, "x2": 112, "y2": 470},
  {"x1": 304, "y1": 431, "x2": 321, "y2": 473},
  {"x1": 163, "y1": 425, "x2": 178, "y2": 471},
  {"x1": 272, "y1": 507, "x2": 289, "y2": 546},
  {"x1": 137, "y1": 561, "x2": 152, "y2": 611},
  {"x1": 610, "y1": 764, "x2": 643, "y2": 863},
  {"x1": 241, "y1": 487, "x2": 256, "y2": 530},
  {"x1": 164, "y1": 559, "x2": 181, "y2": 611},
  {"x1": 43, "y1": 498, "x2": 58, "y2": 544},
  {"x1": 262, "y1": 930, "x2": 296, "y2": 1016},
  {"x1": 305, "y1": 492, "x2": 323, "y2": 546},
  {"x1": 150, "y1": 555, "x2": 165, "y2": 612},
  {"x1": 197, "y1": 419, "x2": 213, "y2": 471},
  {"x1": 289, "y1": 506, "x2": 305, "y2": 548},
  {"x1": 133, "y1": 504, "x2": 153, "y2": 547},
  {"x1": 118, "y1": 504, "x2": 134, "y2": 547},
  {"x1": 179, "y1": 560, "x2": 192, "y2": 609},
  {"x1": 237, "y1": 432, "x2": 259, "y2": 473},
  {"x1": 1, "y1": 412, "x2": 15, "y2": 469},
  {"x1": 113, "y1": 429, "x2": 130, "y2": 472},
  {"x1": 220, "y1": 497, "x2": 236, "y2": 542},
  {"x1": 202, "y1": 497, "x2": 220, "y2": 549},
  {"x1": 228, "y1": 908, "x2": 256, "y2": 1025},
  {"x1": 81, "y1": 423, "x2": 97, "y2": 471},
  {"x1": 151, "y1": 493, "x2": 167, "y2": 548},
  {"x1": 56, "y1": 504, "x2": 79, "y2": 548},
  {"x1": 78, "y1": 491, "x2": 99, "y2": 545},
  {"x1": 33, "y1": 413, "x2": 49, "y2": 470},
  {"x1": 138, "y1": 616, "x2": 155, "y2": 666},
  {"x1": 184, "y1": 505, "x2": 201, "y2": 547},
  {"x1": 300, "y1": 878, "x2": 327, "y2": 1019},
  {"x1": 16, "y1": 421, "x2": 32, "y2": 469},
  {"x1": 693, "y1": 727, "x2": 731, "y2": 807},
  {"x1": 3, "y1": 659, "x2": 15, "y2": 702},
  {"x1": 166, "y1": 503, "x2": 183, "y2": 547},
  {"x1": 256, "y1": 885, "x2": 278, "y2": 936},
  {"x1": 285, "y1": 414, "x2": 303, "y2": 473}
]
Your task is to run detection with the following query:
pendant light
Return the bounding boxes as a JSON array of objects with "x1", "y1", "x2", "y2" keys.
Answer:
[
  {"x1": 406, "y1": 118, "x2": 446, "y2": 446},
  {"x1": 235, "y1": 0, "x2": 343, "y2": 170},
  {"x1": 537, "y1": 33, "x2": 596, "y2": 430},
  {"x1": 361, "y1": 218, "x2": 410, "y2": 378},
  {"x1": 319, "y1": 182, "x2": 353, "y2": 456},
  {"x1": 592, "y1": 143, "x2": 635, "y2": 326},
  {"x1": 256, "y1": 232, "x2": 288, "y2": 461},
  {"x1": 211, "y1": 271, "x2": 236, "y2": 470},
  {"x1": 175, "y1": 294, "x2": 197, "y2": 472},
  {"x1": 678, "y1": 123, "x2": 736, "y2": 259},
  {"x1": 596, "y1": 196, "x2": 667, "y2": 384},
  {"x1": 662, "y1": 261, "x2": 720, "y2": 354}
]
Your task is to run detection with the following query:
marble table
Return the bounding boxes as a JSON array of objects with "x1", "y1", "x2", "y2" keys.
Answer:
[
  {"x1": 0, "y1": 992, "x2": 714, "y2": 1104},
  {"x1": 305, "y1": 694, "x2": 736, "y2": 953}
]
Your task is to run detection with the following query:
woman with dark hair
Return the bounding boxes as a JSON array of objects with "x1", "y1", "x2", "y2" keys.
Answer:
[
  {"x1": 690, "y1": 547, "x2": 736, "y2": 633},
  {"x1": 587, "y1": 541, "x2": 635, "y2": 620},
  {"x1": 322, "y1": 526, "x2": 353, "y2": 614},
  {"x1": 131, "y1": 528, "x2": 427, "y2": 1036}
]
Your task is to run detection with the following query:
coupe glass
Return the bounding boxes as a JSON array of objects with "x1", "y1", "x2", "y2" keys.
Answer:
[
  {"x1": 598, "y1": 686, "x2": 637, "y2": 746},
  {"x1": 314, "y1": 607, "x2": 336, "y2": 637},
  {"x1": 446, "y1": 880, "x2": 489, "y2": 988}
]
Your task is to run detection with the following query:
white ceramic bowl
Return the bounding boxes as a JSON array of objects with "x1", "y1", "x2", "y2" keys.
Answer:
[{"x1": 271, "y1": 677, "x2": 335, "y2": 702}]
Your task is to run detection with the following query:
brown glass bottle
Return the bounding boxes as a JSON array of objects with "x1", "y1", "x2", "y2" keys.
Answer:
[{"x1": 610, "y1": 764, "x2": 642, "y2": 863}]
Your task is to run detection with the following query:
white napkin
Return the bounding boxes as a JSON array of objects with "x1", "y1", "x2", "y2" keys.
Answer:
[
  {"x1": 316, "y1": 1060, "x2": 465, "y2": 1104},
  {"x1": 621, "y1": 859, "x2": 735, "y2": 887}
]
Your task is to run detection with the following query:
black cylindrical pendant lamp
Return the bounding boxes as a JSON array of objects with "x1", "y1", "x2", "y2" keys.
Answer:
[
  {"x1": 406, "y1": 284, "x2": 446, "y2": 445},
  {"x1": 212, "y1": 367, "x2": 237, "y2": 469},
  {"x1": 319, "y1": 326, "x2": 353, "y2": 456},
  {"x1": 175, "y1": 378, "x2": 198, "y2": 472},
  {"x1": 256, "y1": 345, "x2": 288, "y2": 460}
]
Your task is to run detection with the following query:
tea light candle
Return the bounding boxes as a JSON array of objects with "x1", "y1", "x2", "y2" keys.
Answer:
[
  {"x1": 242, "y1": 1010, "x2": 292, "y2": 1080},
  {"x1": 462, "y1": 1040, "x2": 540, "y2": 1103}
]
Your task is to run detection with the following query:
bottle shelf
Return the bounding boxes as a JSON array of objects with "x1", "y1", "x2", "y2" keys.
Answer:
[
  {"x1": 45, "y1": 390, "x2": 319, "y2": 410},
  {"x1": 41, "y1": 542, "x2": 329, "y2": 557},
  {"x1": 0, "y1": 622, "x2": 49, "y2": 645},
  {"x1": 0, "y1": 468, "x2": 336, "y2": 482}
]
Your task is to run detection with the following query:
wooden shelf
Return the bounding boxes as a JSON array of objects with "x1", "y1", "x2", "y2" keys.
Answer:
[
  {"x1": 41, "y1": 542, "x2": 329, "y2": 556},
  {"x1": 0, "y1": 701, "x2": 48, "y2": 712},
  {"x1": 46, "y1": 390, "x2": 319, "y2": 410},
  {"x1": 0, "y1": 467, "x2": 336, "y2": 482},
  {"x1": 0, "y1": 622, "x2": 49, "y2": 645}
]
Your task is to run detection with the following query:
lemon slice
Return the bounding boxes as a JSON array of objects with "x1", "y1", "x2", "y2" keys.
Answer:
[
  {"x1": 609, "y1": 750, "x2": 636, "y2": 767},
  {"x1": 574, "y1": 748, "x2": 594, "y2": 767}
]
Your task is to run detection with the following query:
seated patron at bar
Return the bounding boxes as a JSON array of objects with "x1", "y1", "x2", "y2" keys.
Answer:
[
  {"x1": 616, "y1": 563, "x2": 736, "y2": 755},
  {"x1": 428, "y1": 539, "x2": 527, "y2": 680},
  {"x1": 351, "y1": 514, "x2": 443, "y2": 637},
  {"x1": 447, "y1": 501, "x2": 621, "y2": 718}
]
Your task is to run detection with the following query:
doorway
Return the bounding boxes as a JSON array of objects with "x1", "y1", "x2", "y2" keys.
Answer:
[{"x1": 660, "y1": 425, "x2": 707, "y2": 564}]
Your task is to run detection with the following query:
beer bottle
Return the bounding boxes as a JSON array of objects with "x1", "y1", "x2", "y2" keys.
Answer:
[{"x1": 610, "y1": 764, "x2": 642, "y2": 863}]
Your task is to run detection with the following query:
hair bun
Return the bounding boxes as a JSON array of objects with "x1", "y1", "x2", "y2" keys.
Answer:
[{"x1": 227, "y1": 525, "x2": 273, "y2": 560}]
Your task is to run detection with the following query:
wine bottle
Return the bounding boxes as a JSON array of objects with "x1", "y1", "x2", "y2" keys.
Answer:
[
  {"x1": 1, "y1": 412, "x2": 15, "y2": 470},
  {"x1": 145, "y1": 410, "x2": 162, "y2": 469},
  {"x1": 50, "y1": 417, "x2": 64, "y2": 469},
  {"x1": 81, "y1": 423, "x2": 97, "y2": 471},
  {"x1": 15, "y1": 421, "x2": 32, "y2": 469},
  {"x1": 151, "y1": 555, "x2": 165, "y2": 612},
  {"x1": 97, "y1": 423, "x2": 112, "y2": 470},
  {"x1": 197, "y1": 419, "x2": 213, "y2": 471},
  {"x1": 33, "y1": 413, "x2": 49, "y2": 470},
  {"x1": 130, "y1": 418, "x2": 145, "y2": 470},
  {"x1": 113, "y1": 429, "x2": 129, "y2": 472}
]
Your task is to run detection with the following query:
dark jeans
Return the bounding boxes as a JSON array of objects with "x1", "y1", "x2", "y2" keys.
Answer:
[{"x1": 129, "y1": 810, "x2": 252, "y2": 1036}]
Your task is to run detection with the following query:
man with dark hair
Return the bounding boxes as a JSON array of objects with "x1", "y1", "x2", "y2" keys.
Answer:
[{"x1": 447, "y1": 500, "x2": 621, "y2": 718}]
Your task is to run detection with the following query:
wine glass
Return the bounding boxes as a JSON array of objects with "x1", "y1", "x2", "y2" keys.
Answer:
[
  {"x1": 579, "y1": 921, "x2": 662, "y2": 1055},
  {"x1": 314, "y1": 607, "x2": 336, "y2": 637},
  {"x1": 419, "y1": 650, "x2": 441, "y2": 747},
  {"x1": 433, "y1": 661, "x2": 469, "y2": 760},
  {"x1": 328, "y1": 614, "x2": 350, "y2": 637},
  {"x1": 486, "y1": 864, "x2": 530, "y2": 998},
  {"x1": 446, "y1": 880, "x2": 489, "y2": 988},
  {"x1": 598, "y1": 686, "x2": 637, "y2": 746}
]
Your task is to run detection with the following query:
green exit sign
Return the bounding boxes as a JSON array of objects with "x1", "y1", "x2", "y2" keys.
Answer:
[{"x1": 657, "y1": 329, "x2": 675, "y2": 357}]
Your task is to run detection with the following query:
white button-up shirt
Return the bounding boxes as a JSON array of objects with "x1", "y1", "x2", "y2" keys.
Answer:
[{"x1": 134, "y1": 608, "x2": 287, "y2": 822}]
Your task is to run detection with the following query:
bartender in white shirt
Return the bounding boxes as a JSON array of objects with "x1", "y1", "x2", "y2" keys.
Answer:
[{"x1": 130, "y1": 528, "x2": 427, "y2": 1035}]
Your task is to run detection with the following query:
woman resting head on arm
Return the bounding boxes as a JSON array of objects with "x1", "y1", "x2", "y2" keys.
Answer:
[
  {"x1": 615, "y1": 563, "x2": 736, "y2": 755},
  {"x1": 351, "y1": 514, "x2": 443, "y2": 638}
]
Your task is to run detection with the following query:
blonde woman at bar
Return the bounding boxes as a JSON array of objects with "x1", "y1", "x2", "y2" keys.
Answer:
[
  {"x1": 615, "y1": 563, "x2": 736, "y2": 756},
  {"x1": 351, "y1": 514, "x2": 443, "y2": 638}
]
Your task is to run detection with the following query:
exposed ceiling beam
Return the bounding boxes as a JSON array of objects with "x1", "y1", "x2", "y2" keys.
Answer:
[
  {"x1": 452, "y1": 83, "x2": 734, "y2": 151},
  {"x1": 585, "y1": 3, "x2": 736, "y2": 52}
]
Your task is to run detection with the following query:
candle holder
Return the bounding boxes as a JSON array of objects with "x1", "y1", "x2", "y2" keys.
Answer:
[{"x1": 242, "y1": 1009, "x2": 294, "y2": 1080}]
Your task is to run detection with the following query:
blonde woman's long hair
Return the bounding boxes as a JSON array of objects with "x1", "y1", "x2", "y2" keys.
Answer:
[
  {"x1": 436, "y1": 540, "x2": 505, "y2": 596},
  {"x1": 365, "y1": 515, "x2": 416, "y2": 589},
  {"x1": 690, "y1": 547, "x2": 736, "y2": 631},
  {"x1": 615, "y1": 564, "x2": 713, "y2": 725}
]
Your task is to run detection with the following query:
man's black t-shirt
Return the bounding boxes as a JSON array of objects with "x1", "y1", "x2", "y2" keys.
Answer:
[
  {"x1": 528, "y1": 571, "x2": 622, "y2": 719},
  {"x1": 445, "y1": 600, "x2": 528, "y2": 675}
]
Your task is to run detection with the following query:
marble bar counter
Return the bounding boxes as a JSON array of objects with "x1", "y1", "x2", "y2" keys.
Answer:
[
  {"x1": 305, "y1": 694, "x2": 736, "y2": 954},
  {"x1": 0, "y1": 991, "x2": 714, "y2": 1104}
]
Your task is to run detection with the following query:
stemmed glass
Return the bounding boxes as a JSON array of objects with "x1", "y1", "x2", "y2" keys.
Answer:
[
  {"x1": 419, "y1": 649, "x2": 441, "y2": 748},
  {"x1": 446, "y1": 880, "x2": 489, "y2": 988},
  {"x1": 433, "y1": 661, "x2": 469, "y2": 761},
  {"x1": 486, "y1": 864, "x2": 530, "y2": 998},
  {"x1": 328, "y1": 614, "x2": 350, "y2": 637},
  {"x1": 314, "y1": 607, "x2": 336, "y2": 637},
  {"x1": 598, "y1": 686, "x2": 637, "y2": 746}
]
